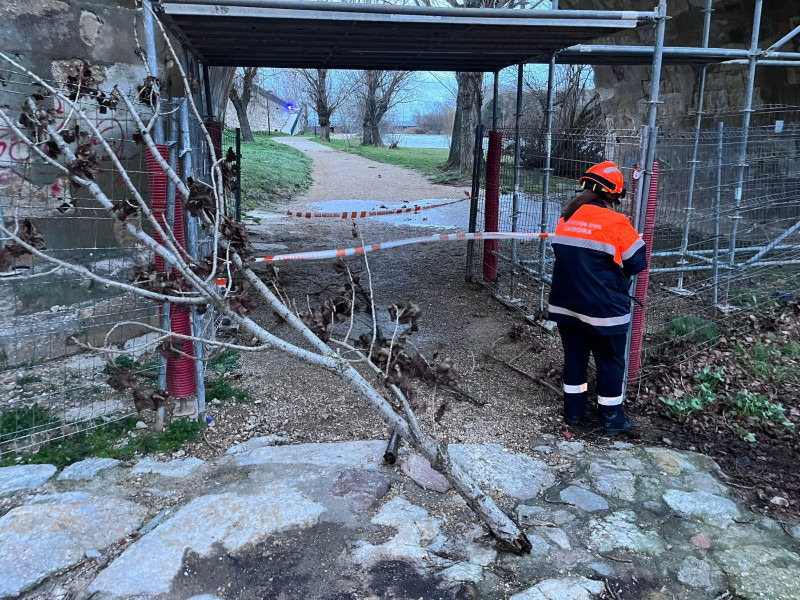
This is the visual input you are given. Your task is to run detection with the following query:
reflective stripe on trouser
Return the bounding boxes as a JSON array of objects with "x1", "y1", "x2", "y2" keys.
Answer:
[
  {"x1": 598, "y1": 394, "x2": 624, "y2": 406},
  {"x1": 558, "y1": 322, "x2": 627, "y2": 408},
  {"x1": 564, "y1": 383, "x2": 588, "y2": 394}
]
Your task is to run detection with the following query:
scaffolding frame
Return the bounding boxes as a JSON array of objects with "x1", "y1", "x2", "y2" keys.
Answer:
[{"x1": 468, "y1": 0, "x2": 800, "y2": 385}]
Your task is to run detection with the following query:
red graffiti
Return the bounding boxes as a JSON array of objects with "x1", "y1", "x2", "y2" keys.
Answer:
[
  {"x1": 1, "y1": 116, "x2": 126, "y2": 166},
  {"x1": 92, "y1": 118, "x2": 126, "y2": 160},
  {"x1": 0, "y1": 129, "x2": 31, "y2": 163}
]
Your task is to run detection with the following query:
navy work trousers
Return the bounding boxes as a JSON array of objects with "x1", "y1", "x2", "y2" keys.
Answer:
[{"x1": 557, "y1": 322, "x2": 627, "y2": 422}]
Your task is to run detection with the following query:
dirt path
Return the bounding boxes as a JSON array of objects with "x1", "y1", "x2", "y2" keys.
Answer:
[{"x1": 274, "y1": 136, "x2": 468, "y2": 205}]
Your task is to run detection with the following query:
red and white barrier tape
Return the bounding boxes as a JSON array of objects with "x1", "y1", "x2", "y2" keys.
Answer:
[
  {"x1": 283, "y1": 197, "x2": 467, "y2": 219},
  {"x1": 255, "y1": 231, "x2": 554, "y2": 263}
]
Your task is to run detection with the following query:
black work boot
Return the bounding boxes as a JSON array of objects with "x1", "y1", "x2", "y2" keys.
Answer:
[
  {"x1": 564, "y1": 394, "x2": 587, "y2": 426},
  {"x1": 599, "y1": 405, "x2": 634, "y2": 436}
]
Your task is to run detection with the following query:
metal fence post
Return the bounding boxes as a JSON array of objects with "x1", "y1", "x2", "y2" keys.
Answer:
[
  {"x1": 674, "y1": 0, "x2": 713, "y2": 294},
  {"x1": 235, "y1": 127, "x2": 242, "y2": 221},
  {"x1": 0, "y1": 191, "x2": 5, "y2": 250},
  {"x1": 203, "y1": 63, "x2": 214, "y2": 121},
  {"x1": 492, "y1": 71, "x2": 499, "y2": 130},
  {"x1": 728, "y1": 0, "x2": 763, "y2": 276},
  {"x1": 539, "y1": 51, "x2": 557, "y2": 312},
  {"x1": 712, "y1": 121, "x2": 724, "y2": 307}
]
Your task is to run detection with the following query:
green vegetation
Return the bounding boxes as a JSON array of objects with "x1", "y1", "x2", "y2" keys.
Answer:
[
  {"x1": 240, "y1": 132, "x2": 313, "y2": 209},
  {"x1": 315, "y1": 137, "x2": 449, "y2": 177},
  {"x1": 206, "y1": 377, "x2": 248, "y2": 403},
  {"x1": 665, "y1": 315, "x2": 720, "y2": 345},
  {"x1": 16, "y1": 375, "x2": 42, "y2": 387},
  {"x1": 782, "y1": 341, "x2": 800, "y2": 358},
  {"x1": 732, "y1": 391, "x2": 794, "y2": 434},
  {"x1": 206, "y1": 351, "x2": 247, "y2": 402},
  {"x1": 0, "y1": 411, "x2": 204, "y2": 468},
  {"x1": 730, "y1": 423, "x2": 756, "y2": 443},
  {"x1": 208, "y1": 350, "x2": 242, "y2": 374},
  {"x1": 102, "y1": 354, "x2": 157, "y2": 375},
  {"x1": 1, "y1": 405, "x2": 59, "y2": 443},
  {"x1": 658, "y1": 366, "x2": 725, "y2": 422}
]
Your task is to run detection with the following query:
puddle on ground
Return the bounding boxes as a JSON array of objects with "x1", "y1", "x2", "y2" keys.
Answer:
[{"x1": 250, "y1": 196, "x2": 562, "y2": 232}]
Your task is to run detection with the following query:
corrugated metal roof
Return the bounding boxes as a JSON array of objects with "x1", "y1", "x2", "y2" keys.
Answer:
[{"x1": 157, "y1": 0, "x2": 648, "y2": 71}]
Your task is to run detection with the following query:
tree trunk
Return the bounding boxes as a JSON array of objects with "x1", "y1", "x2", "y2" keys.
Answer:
[
  {"x1": 362, "y1": 106, "x2": 384, "y2": 147},
  {"x1": 229, "y1": 93, "x2": 255, "y2": 142},
  {"x1": 447, "y1": 72, "x2": 483, "y2": 173},
  {"x1": 229, "y1": 67, "x2": 258, "y2": 143},
  {"x1": 318, "y1": 106, "x2": 332, "y2": 143}
]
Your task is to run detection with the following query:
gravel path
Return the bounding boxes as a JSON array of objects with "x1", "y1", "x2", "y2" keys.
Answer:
[{"x1": 274, "y1": 136, "x2": 467, "y2": 205}]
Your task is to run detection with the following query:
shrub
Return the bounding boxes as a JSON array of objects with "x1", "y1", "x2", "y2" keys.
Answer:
[
  {"x1": 665, "y1": 316, "x2": 720, "y2": 345},
  {"x1": 732, "y1": 391, "x2": 794, "y2": 434}
]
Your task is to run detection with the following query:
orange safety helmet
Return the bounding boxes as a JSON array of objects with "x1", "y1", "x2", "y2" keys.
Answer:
[{"x1": 579, "y1": 161, "x2": 627, "y2": 199}]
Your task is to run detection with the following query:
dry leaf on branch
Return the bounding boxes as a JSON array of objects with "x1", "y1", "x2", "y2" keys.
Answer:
[
  {"x1": 107, "y1": 366, "x2": 136, "y2": 391},
  {"x1": 133, "y1": 388, "x2": 170, "y2": 412}
]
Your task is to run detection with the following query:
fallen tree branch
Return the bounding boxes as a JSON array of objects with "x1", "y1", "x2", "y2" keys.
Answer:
[{"x1": 486, "y1": 353, "x2": 561, "y2": 396}]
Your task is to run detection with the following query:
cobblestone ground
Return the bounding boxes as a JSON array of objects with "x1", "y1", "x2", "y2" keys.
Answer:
[{"x1": 1, "y1": 437, "x2": 799, "y2": 600}]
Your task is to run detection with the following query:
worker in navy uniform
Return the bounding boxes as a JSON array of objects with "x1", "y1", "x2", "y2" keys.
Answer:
[{"x1": 547, "y1": 161, "x2": 648, "y2": 435}]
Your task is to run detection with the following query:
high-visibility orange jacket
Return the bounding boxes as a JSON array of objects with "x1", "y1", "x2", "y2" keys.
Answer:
[{"x1": 547, "y1": 199, "x2": 647, "y2": 335}]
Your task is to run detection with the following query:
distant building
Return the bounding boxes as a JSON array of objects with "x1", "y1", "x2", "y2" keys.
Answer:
[{"x1": 225, "y1": 86, "x2": 291, "y2": 133}]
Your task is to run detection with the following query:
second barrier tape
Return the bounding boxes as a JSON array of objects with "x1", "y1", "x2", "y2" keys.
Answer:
[
  {"x1": 282, "y1": 197, "x2": 468, "y2": 219},
  {"x1": 254, "y1": 231, "x2": 554, "y2": 263}
]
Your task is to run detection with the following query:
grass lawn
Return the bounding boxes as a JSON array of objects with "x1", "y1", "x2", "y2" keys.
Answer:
[
  {"x1": 312, "y1": 136, "x2": 454, "y2": 180},
  {"x1": 240, "y1": 132, "x2": 313, "y2": 209}
]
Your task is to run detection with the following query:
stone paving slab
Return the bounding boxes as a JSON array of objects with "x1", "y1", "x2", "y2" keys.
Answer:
[
  {"x1": 131, "y1": 457, "x2": 205, "y2": 478},
  {"x1": 0, "y1": 491, "x2": 147, "y2": 598},
  {"x1": 4, "y1": 441, "x2": 800, "y2": 600},
  {"x1": 0, "y1": 464, "x2": 57, "y2": 497},
  {"x1": 57, "y1": 457, "x2": 120, "y2": 481},
  {"x1": 449, "y1": 443, "x2": 556, "y2": 500},
  {"x1": 231, "y1": 440, "x2": 386, "y2": 470},
  {"x1": 88, "y1": 486, "x2": 326, "y2": 597}
]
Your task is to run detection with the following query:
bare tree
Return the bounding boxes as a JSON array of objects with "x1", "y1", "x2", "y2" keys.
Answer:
[
  {"x1": 523, "y1": 64, "x2": 604, "y2": 178},
  {"x1": 229, "y1": 67, "x2": 258, "y2": 142},
  {"x1": 412, "y1": 0, "x2": 546, "y2": 172},
  {"x1": 298, "y1": 69, "x2": 351, "y2": 142},
  {"x1": 414, "y1": 99, "x2": 456, "y2": 134},
  {"x1": 0, "y1": 26, "x2": 532, "y2": 555},
  {"x1": 357, "y1": 70, "x2": 414, "y2": 147}
]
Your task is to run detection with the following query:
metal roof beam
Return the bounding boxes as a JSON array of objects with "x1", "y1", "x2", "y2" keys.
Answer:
[{"x1": 157, "y1": 0, "x2": 656, "y2": 22}]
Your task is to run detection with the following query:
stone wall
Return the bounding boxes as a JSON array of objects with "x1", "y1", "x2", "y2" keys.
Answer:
[
  {"x1": 0, "y1": 0, "x2": 233, "y2": 367},
  {"x1": 560, "y1": 0, "x2": 800, "y2": 130}
]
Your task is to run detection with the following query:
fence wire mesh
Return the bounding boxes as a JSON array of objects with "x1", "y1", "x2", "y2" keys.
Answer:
[
  {"x1": 468, "y1": 107, "x2": 800, "y2": 384},
  {"x1": 0, "y1": 65, "x2": 216, "y2": 456}
]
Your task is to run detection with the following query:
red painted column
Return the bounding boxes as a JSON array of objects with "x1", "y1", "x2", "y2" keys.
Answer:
[
  {"x1": 146, "y1": 145, "x2": 197, "y2": 399},
  {"x1": 483, "y1": 131, "x2": 503, "y2": 282},
  {"x1": 627, "y1": 162, "x2": 659, "y2": 384}
]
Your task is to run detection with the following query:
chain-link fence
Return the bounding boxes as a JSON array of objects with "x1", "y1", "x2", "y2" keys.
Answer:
[
  {"x1": 467, "y1": 108, "x2": 800, "y2": 382},
  {"x1": 0, "y1": 64, "x2": 218, "y2": 456}
]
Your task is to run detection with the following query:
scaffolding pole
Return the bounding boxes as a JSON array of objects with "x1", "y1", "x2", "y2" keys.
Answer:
[
  {"x1": 712, "y1": 122, "x2": 725, "y2": 307},
  {"x1": 726, "y1": 0, "x2": 763, "y2": 299},
  {"x1": 142, "y1": 0, "x2": 164, "y2": 144},
  {"x1": 766, "y1": 24, "x2": 800, "y2": 53},
  {"x1": 181, "y1": 99, "x2": 207, "y2": 424},
  {"x1": 510, "y1": 63, "x2": 524, "y2": 280},
  {"x1": 156, "y1": 101, "x2": 179, "y2": 430},
  {"x1": 623, "y1": 0, "x2": 666, "y2": 392},
  {"x1": 673, "y1": 0, "x2": 713, "y2": 294}
]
